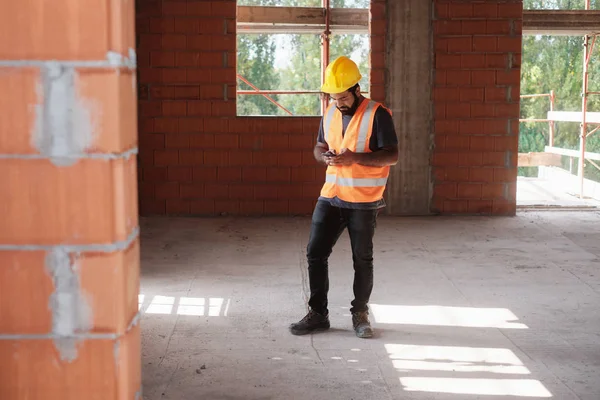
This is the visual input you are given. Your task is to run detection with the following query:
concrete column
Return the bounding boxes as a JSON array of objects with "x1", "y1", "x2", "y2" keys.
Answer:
[
  {"x1": 0, "y1": 1, "x2": 141, "y2": 398},
  {"x1": 384, "y1": 0, "x2": 434, "y2": 215}
]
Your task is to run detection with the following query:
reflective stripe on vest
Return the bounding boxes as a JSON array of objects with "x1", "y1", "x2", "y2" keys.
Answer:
[
  {"x1": 325, "y1": 174, "x2": 389, "y2": 187},
  {"x1": 323, "y1": 100, "x2": 377, "y2": 153}
]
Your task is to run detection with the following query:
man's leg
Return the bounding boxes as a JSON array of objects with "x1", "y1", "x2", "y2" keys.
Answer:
[
  {"x1": 290, "y1": 200, "x2": 346, "y2": 335},
  {"x1": 347, "y1": 208, "x2": 378, "y2": 338}
]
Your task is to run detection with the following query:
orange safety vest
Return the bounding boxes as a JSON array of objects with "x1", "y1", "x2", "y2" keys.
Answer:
[{"x1": 320, "y1": 99, "x2": 391, "y2": 203}]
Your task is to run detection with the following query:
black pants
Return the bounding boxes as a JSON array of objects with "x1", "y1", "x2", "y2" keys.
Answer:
[{"x1": 306, "y1": 200, "x2": 378, "y2": 315}]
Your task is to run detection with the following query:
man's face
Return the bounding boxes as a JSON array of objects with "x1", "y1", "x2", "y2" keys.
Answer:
[{"x1": 331, "y1": 88, "x2": 359, "y2": 115}]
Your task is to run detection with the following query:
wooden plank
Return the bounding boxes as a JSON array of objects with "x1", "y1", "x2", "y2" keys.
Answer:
[
  {"x1": 518, "y1": 152, "x2": 562, "y2": 167},
  {"x1": 545, "y1": 146, "x2": 600, "y2": 161},
  {"x1": 523, "y1": 10, "x2": 600, "y2": 35},
  {"x1": 547, "y1": 111, "x2": 600, "y2": 124},
  {"x1": 236, "y1": 6, "x2": 368, "y2": 33}
]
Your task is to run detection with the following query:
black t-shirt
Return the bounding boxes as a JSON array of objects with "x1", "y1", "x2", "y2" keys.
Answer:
[{"x1": 317, "y1": 106, "x2": 399, "y2": 151}]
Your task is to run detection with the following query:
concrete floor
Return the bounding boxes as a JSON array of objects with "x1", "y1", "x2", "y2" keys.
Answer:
[
  {"x1": 139, "y1": 211, "x2": 600, "y2": 400},
  {"x1": 517, "y1": 177, "x2": 600, "y2": 209}
]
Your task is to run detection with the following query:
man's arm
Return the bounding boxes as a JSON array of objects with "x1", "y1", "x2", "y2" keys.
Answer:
[{"x1": 353, "y1": 145, "x2": 398, "y2": 167}]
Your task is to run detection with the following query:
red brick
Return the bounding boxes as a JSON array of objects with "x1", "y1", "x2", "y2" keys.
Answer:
[
  {"x1": 461, "y1": 54, "x2": 486, "y2": 69},
  {"x1": 482, "y1": 183, "x2": 506, "y2": 199},
  {"x1": 468, "y1": 200, "x2": 493, "y2": 214},
  {"x1": 139, "y1": 68, "x2": 161, "y2": 83},
  {"x1": 459, "y1": 120, "x2": 484, "y2": 135},
  {"x1": 496, "y1": 104, "x2": 520, "y2": 118},
  {"x1": 204, "y1": 118, "x2": 229, "y2": 133},
  {"x1": 262, "y1": 134, "x2": 290, "y2": 150},
  {"x1": 179, "y1": 150, "x2": 204, "y2": 165},
  {"x1": 215, "y1": 200, "x2": 240, "y2": 215},
  {"x1": 497, "y1": 70, "x2": 521, "y2": 85},
  {"x1": 458, "y1": 183, "x2": 482, "y2": 199},
  {"x1": 192, "y1": 166, "x2": 217, "y2": 181},
  {"x1": 485, "y1": 119, "x2": 510, "y2": 135},
  {"x1": 277, "y1": 151, "x2": 303, "y2": 167},
  {"x1": 187, "y1": 101, "x2": 211, "y2": 116},
  {"x1": 167, "y1": 167, "x2": 192, "y2": 182},
  {"x1": 211, "y1": 35, "x2": 236, "y2": 51},
  {"x1": 471, "y1": 103, "x2": 496, "y2": 118},
  {"x1": 289, "y1": 134, "x2": 314, "y2": 150},
  {"x1": 217, "y1": 167, "x2": 242, "y2": 182},
  {"x1": 200, "y1": 84, "x2": 224, "y2": 100},
  {"x1": 435, "y1": 21, "x2": 463, "y2": 35},
  {"x1": 291, "y1": 167, "x2": 317, "y2": 182},
  {"x1": 139, "y1": 182, "x2": 155, "y2": 199},
  {"x1": 435, "y1": 70, "x2": 447, "y2": 85},
  {"x1": 445, "y1": 136, "x2": 470, "y2": 151},
  {"x1": 472, "y1": 71, "x2": 496, "y2": 85},
  {"x1": 190, "y1": 133, "x2": 215, "y2": 148},
  {"x1": 370, "y1": 2, "x2": 386, "y2": 20},
  {"x1": 436, "y1": 183, "x2": 458, "y2": 198},
  {"x1": 211, "y1": 1, "x2": 236, "y2": 17},
  {"x1": 174, "y1": 20, "x2": 200, "y2": 34},
  {"x1": 166, "y1": 200, "x2": 191, "y2": 214},
  {"x1": 264, "y1": 200, "x2": 289, "y2": 215},
  {"x1": 495, "y1": 135, "x2": 518, "y2": 152},
  {"x1": 483, "y1": 152, "x2": 507, "y2": 167},
  {"x1": 435, "y1": 105, "x2": 447, "y2": 120},
  {"x1": 243, "y1": 167, "x2": 267, "y2": 182},
  {"x1": 173, "y1": 86, "x2": 200, "y2": 99},
  {"x1": 434, "y1": 87, "x2": 460, "y2": 102},
  {"x1": 214, "y1": 133, "x2": 239, "y2": 149},
  {"x1": 446, "y1": 71, "x2": 471, "y2": 86},
  {"x1": 462, "y1": 21, "x2": 487, "y2": 35},
  {"x1": 150, "y1": 86, "x2": 174, "y2": 100},
  {"x1": 470, "y1": 168, "x2": 494, "y2": 183},
  {"x1": 187, "y1": 68, "x2": 212, "y2": 83},
  {"x1": 231, "y1": 151, "x2": 253, "y2": 167},
  {"x1": 140, "y1": 101, "x2": 161, "y2": 117},
  {"x1": 514, "y1": 21, "x2": 523, "y2": 35},
  {"x1": 448, "y1": 3, "x2": 473, "y2": 17},
  {"x1": 162, "y1": 34, "x2": 186, "y2": 50},
  {"x1": 165, "y1": 133, "x2": 190, "y2": 148},
  {"x1": 371, "y1": 52, "x2": 385, "y2": 69},
  {"x1": 446, "y1": 103, "x2": 471, "y2": 118},
  {"x1": 432, "y1": 152, "x2": 459, "y2": 167},
  {"x1": 470, "y1": 136, "x2": 496, "y2": 151},
  {"x1": 492, "y1": 199, "x2": 516, "y2": 215},
  {"x1": 140, "y1": 133, "x2": 165, "y2": 149},
  {"x1": 211, "y1": 68, "x2": 236, "y2": 84},
  {"x1": 162, "y1": 69, "x2": 187, "y2": 84},
  {"x1": 141, "y1": 199, "x2": 166, "y2": 215},
  {"x1": 436, "y1": 54, "x2": 462, "y2": 69},
  {"x1": 229, "y1": 184, "x2": 256, "y2": 200},
  {"x1": 150, "y1": 51, "x2": 175, "y2": 67},
  {"x1": 254, "y1": 185, "x2": 279, "y2": 200},
  {"x1": 498, "y1": 37, "x2": 522, "y2": 53},
  {"x1": 144, "y1": 167, "x2": 167, "y2": 182},
  {"x1": 178, "y1": 118, "x2": 204, "y2": 133},
  {"x1": 197, "y1": 19, "x2": 224, "y2": 34},
  {"x1": 162, "y1": 101, "x2": 187, "y2": 117},
  {"x1": 435, "y1": 3, "x2": 448, "y2": 18},
  {"x1": 460, "y1": 88, "x2": 484, "y2": 102},
  {"x1": 162, "y1": 2, "x2": 187, "y2": 15},
  {"x1": 473, "y1": 4, "x2": 498, "y2": 18},
  {"x1": 139, "y1": 34, "x2": 162, "y2": 51},
  {"x1": 485, "y1": 87, "x2": 508, "y2": 102},
  {"x1": 487, "y1": 21, "x2": 511, "y2": 35},
  {"x1": 240, "y1": 201, "x2": 265, "y2": 215},
  {"x1": 180, "y1": 184, "x2": 205, "y2": 199},
  {"x1": 175, "y1": 52, "x2": 201, "y2": 67},
  {"x1": 473, "y1": 36, "x2": 498, "y2": 52},
  {"x1": 447, "y1": 37, "x2": 472, "y2": 53},
  {"x1": 267, "y1": 168, "x2": 291, "y2": 182},
  {"x1": 301, "y1": 183, "x2": 322, "y2": 199},
  {"x1": 149, "y1": 17, "x2": 174, "y2": 33},
  {"x1": 205, "y1": 184, "x2": 230, "y2": 199},
  {"x1": 191, "y1": 200, "x2": 215, "y2": 214},
  {"x1": 498, "y1": 3, "x2": 523, "y2": 18},
  {"x1": 186, "y1": 1, "x2": 213, "y2": 16},
  {"x1": 203, "y1": 151, "x2": 229, "y2": 166},
  {"x1": 156, "y1": 182, "x2": 179, "y2": 199},
  {"x1": 155, "y1": 150, "x2": 179, "y2": 166},
  {"x1": 459, "y1": 152, "x2": 483, "y2": 166},
  {"x1": 212, "y1": 101, "x2": 236, "y2": 116},
  {"x1": 289, "y1": 200, "x2": 315, "y2": 215}
]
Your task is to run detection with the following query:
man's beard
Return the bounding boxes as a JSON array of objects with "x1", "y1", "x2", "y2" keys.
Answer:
[{"x1": 337, "y1": 94, "x2": 360, "y2": 115}]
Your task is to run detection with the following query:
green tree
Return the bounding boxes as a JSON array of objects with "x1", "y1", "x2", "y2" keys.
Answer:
[{"x1": 520, "y1": 0, "x2": 600, "y2": 180}]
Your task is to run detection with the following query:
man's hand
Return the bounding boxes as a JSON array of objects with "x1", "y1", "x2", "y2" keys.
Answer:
[{"x1": 328, "y1": 148, "x2": 357, "y2": 166}]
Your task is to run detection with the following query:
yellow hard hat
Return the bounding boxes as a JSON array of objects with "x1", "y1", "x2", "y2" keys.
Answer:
[{"x1": 321, "y1": 56, "x2": 362, "y2": 94}]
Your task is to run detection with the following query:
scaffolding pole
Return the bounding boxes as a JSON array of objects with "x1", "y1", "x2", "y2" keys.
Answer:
[{"x1": 321, "y1": 0, "x2": 331, "y2": 115}]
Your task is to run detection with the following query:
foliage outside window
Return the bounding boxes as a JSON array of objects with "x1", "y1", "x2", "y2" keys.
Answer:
[
  {"x1": 236, "y1": 0, "x2": 370, "y2": 116},
  {"x1": 520, "y1": 0, "x2": 600, "y2": 181}
]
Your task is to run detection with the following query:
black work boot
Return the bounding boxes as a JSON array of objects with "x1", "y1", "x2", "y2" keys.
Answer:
[
  {"x1": 352, "y1": 311, "x2": 373, "y2": 338},
  {"x1": 290, "y1": 310, "x2": 330, "y2": 335}
]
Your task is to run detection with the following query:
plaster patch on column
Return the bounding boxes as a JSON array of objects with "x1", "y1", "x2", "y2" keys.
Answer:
[
  {"x1": 32, "y1": 64, "x2": 98, "y2": 166},
  {"x1": 45, "y1": 248, "x2": 93, "y2": 362},
  {"x1": 113, "y1": 340, "x2": 121, "y2": 371}
]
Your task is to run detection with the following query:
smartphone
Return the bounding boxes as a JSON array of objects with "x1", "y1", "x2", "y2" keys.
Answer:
[{"x1": 323, "y1": 150, "x2": 336, "y2": 157}]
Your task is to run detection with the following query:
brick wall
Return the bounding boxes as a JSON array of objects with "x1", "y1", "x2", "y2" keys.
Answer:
[
  {"x1": 136, "y1": 0, "x2": 387, "y2": 216},
  {"x1": 432, "y1": 0, "x2": 522, "y2": 215}
]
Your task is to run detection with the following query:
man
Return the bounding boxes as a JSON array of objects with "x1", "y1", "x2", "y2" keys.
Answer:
[{"x1": 290, "y1": 56, "x2": 399, "y2": 339}]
